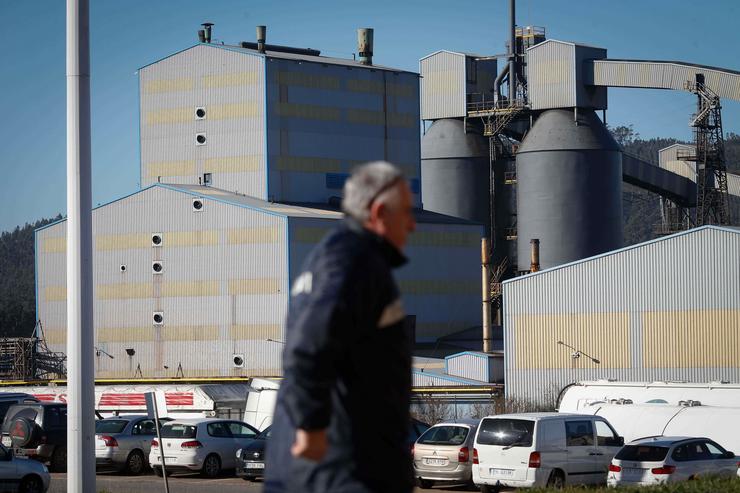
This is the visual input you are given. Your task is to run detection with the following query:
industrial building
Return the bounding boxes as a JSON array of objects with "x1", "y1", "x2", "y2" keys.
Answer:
[
  {"x1": 34, "y1": 30, "x2": 485, "y2": 379},
  {"x1": 503, "y1": 225, "x2": 740, "y2": 405}
]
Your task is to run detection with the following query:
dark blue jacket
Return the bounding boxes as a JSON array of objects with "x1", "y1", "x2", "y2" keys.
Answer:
[{"x1": 265, "y1": 219, "x2": 413, "y2": 493}]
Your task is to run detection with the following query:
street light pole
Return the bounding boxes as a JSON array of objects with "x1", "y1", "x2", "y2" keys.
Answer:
[{"x1": 66, "y1": 0, "x2": 95, "y2": 491}]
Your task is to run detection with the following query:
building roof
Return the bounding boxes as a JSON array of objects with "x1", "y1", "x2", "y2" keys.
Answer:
[
  {"x1": 526, "y1": 38, "x2": 605, "y2": 52},
  {"x1": 140, "y1": 43, "x2": 418, "y2": 75},
  {"x1": 503, "y1": 225, "x2": 740, "y2": 284}
]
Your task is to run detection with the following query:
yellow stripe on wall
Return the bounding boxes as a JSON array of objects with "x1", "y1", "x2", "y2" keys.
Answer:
[
  {"x1": 97, "y1": 283, "x2": 153, "y2": 300},
  {"x1": 229, "y1": 324, "x2": 282, "y2": 340},
  {"x1": 398, "y1": 280, "x2": 479, "y2": 296},
  {"x1": 205, "y1": 156, "x2": 261, "y2": 173},
  {"x1": 42, "y1": 237, "x2": 66, "y2": 253},
  {"x1": 160, "y1": 325, "x2": 220, "y2": 342},
  {"x1": 346, "y1": 79, "x2": 384, "y2": 94},
  {"x1": 277, "y1": 72, "x2": 340, "y2": 90},
  {"x1": 44, "y1": 329, "x2": 66, "y2": 345},
  {"x1": 161, "y1": 281, "x2": 220, "y2": 297},
  {"x1": 387, "y1": 113, "x2": 416, "y2": 128},
  {"x1": 642, "y1": 310, "x2": 740, "y2": 368},
  {"x1": 387, "y1": 83, "x2": 415, "y2": 99},
  {"x1": 347, "y1": 109, "x2": 385, "y2": 126},
  {"x1": 44, "y1": 286, "x2": 67, "y2": 302},
  {"x1": 293, "y1": 227, "x2": 331, "y2": 243},
  {"x1": 514, "y1": 313, "x2": 630, "y2": 369},
  {"x1": 276, "y1": 103, "x2": 341, "y2": 121},
  {"x1": 98, "y1": 327, "x2": 154, "y2": 343},
  {"x1": 96, "y1": 325, "x2": 221, "y2": 343},
  {"x1": 145, "y1": 107, "x2": 192, "y2": 125},
  {"x1": 408, "y1": 231, "x2": 481, "y2": 248},
  {"x1": 227, "y1": 227, "x2": 280, "y2": 244},
  {"x1": 167, "y1": 231, "x2": 219, "y2": 247},
  {"x1": 143, "y1": 78, "x2": 194, "y2": 94},
  {"x1": 203, "y1": 71, "x2": 259, "y2": 88},
  {"x1": 228, "y1": 279, "x2": 281, "y2": 295},
  {"x1": 96, "y1": 233, "x2": 150, "y2": 251},
  {"x1": 276, "y1": 156, "x2": 342, "y2": 173},
  {"x1": 146, "y1": 160, "x2": 196, "y2": 178},
  {"x1": 208, "y1": 103, "x2": 259, "y2": 119}
]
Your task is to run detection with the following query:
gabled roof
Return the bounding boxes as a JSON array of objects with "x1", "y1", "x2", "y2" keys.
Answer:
[
  {"x1": 503, "y1": 225, "x2": 740, "y2": 284},
  {"x1": 526, "y1": 38, "x2": 605, "y2": 52},
  {"x1": 140, "y1": 43, "x2": 417, "y2": 75}
]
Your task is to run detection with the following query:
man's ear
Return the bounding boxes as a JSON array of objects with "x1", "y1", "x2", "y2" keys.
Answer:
[{"x1": 368, "y1": 200, "x2": 386, "y2": 223}]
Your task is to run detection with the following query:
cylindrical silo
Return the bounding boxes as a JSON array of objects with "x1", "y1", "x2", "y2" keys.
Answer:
[
  {"x1": 421, "y1": 118, "x2": 491, "y2": 231},
  {"x1": 516, "y1": 109, "x2": 622, "y2": 271}
]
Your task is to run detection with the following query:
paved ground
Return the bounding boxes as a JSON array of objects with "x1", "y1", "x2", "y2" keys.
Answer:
[{"x1": 48, "y1": 472, "x2": 482, "y2": 492}]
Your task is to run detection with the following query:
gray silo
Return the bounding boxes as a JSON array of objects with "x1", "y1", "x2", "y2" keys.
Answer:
[
  {"x1": 516, "y1": 109, "x2": 622, "y2": 271},
  {"x1": 421, "y1": 119, "x2": 490, "y2": 231}
]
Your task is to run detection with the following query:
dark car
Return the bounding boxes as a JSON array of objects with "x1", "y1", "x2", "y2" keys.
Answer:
[
  {"x1": 0, "y1": 403, "x2": 67, "y2": 472},
  {"x1": 235, "y1": 426, "x2": 272, "y2": 481}
]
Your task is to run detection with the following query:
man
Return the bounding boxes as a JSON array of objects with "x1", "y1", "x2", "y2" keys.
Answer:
[{"x1": 264, "y1": 161, "x2": 416, "y2": 493}]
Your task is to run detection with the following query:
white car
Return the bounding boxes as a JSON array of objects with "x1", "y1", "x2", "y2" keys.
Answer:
[
  {"x1": 413, "y1": 419, "x2": 479, "y2": 489},
  {"x1": 0, "y1": 443, "x2": 50, "y2": 493},
  {"x1": 473, "y1": 413, "x2": 624, "y2": 491},
  {"x1": 607, "y1": 436, "x2": 738, "y2": 486},
  {"x1": 149, "y1": 418, "x2": 259, "y2": 477}
]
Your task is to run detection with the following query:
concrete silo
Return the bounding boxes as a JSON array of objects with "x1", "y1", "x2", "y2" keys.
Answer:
[{"x1": 516, "y1": 108, "x2": 623, "y2": 271}]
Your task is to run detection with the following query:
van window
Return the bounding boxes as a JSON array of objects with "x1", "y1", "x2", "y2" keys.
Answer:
[
  {"x1": 617, "y1": 445, "x2": 669, "y2": 462},
  {"x1": 594, "y1": 420, "x2": 621, "y2": 446},
  {"x1": 418, "y1": 425, "x2": 469, "y2": 446},
  {"x1": 565, "y1": 420, "x2": 594, "y2": 446},
  {"x1": 477, "y1": 418, "x2": 534, "y2": 447}
]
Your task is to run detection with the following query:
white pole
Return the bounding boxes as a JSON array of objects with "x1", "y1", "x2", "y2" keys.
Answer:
[{"x1": 66, "y1": 0, "x2": 95, "y2": 492}]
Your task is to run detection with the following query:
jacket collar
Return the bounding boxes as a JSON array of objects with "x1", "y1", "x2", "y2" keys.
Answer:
[{"x1": 344, "y1": 218, "x2": 408, "y2": 269}]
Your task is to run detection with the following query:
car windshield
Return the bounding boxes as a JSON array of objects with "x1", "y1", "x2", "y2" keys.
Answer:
[
  {"x1": 615, "y1": 445, "x2": 669, "y2": 462},
  {"x1": 418, "y1": 425, "x2": 469, "y2": 446},
  {"x1": 161, "y1": 423, "x2": 197, "y2": 439},
  {"x1": 256, "y1": 426, "x2": 272, "y2": 439},
  {"x1": 95, "y1": 420, "x2": 129, "y2": 434},
  {"x1": 477, "y1": 418, "x2": 534, "y2": 447}
]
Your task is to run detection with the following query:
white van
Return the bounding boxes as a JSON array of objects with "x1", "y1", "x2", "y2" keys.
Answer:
[{"x1": 472, "y1": 412, "x2": 624, "y2": 490}]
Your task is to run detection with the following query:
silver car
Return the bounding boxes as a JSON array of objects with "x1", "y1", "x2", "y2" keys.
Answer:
[
  {"x1": 95, "y1": 415, "x2": 168, "y2": 475},
  {"x1": 413, "y1": 419, "x2": 480, "y2": 489}
]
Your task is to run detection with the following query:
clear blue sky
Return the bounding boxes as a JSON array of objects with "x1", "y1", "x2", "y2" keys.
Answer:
[{"x1": 1, "y1": 0, "x2": 739, "y2": 232}]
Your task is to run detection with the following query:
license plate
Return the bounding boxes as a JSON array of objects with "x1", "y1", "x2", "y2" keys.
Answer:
[
  {"x1": 491, "y1": 468, "x2": 513, "y2": 477},
  {"x1": 423, "y1": 458, "x2": 447, "y2": 466},
  {"x1": 14, "y1": 448, "x2": 27, "y2": 457},
  {"x1": 1, "y1": 437, "x2": 10, "y2": 447},
  {"x1": 622, "y1": 467, "x2": 645, "y2": 478},
  {"x1": 245, "y1": 462, "x2": 265, "y2": 469}
]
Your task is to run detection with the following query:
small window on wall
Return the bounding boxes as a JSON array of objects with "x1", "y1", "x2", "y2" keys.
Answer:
[
  {"x1": 195, "y1": 133, "x2": 207, "y2": 146},
  {"x1": 195, "y1": 107, "x2": 206, "y2": 120}
]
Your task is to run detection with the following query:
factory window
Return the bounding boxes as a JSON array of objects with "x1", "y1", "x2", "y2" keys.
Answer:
[
  {"x1": 119, "y1": 264, "x2": 127, "y2": 273},
  {"x1": 152, "y1": 312, "x2": 164, "y2": 325},
  {"x1": 192, "y1": 199, "x2": 204, "y2": 211},
  {"x1": 195, "y1": 133, "x2": 207, "y2": 146},
  {"x1": 152, "y1": 261, "x2": 164, "y2": 274},
  {"x1": 151, "y1": 233, "x2": 163, "y2": 246},
  {"x1": 195, "y1": 107, "x2": 206, "y2": 119}
]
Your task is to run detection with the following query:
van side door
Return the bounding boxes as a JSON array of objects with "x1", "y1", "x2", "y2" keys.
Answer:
[
  {"x1": 593, "y1": 419, "x2": 622, "y2": 479},
  {"x1": 564, "y1": 420, "x2": 600, "y2": 485}
]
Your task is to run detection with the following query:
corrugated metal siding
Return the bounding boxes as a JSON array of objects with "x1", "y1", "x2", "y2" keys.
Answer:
[
  {"x1": 420, "y1": 51, "x2": 466, "y2": 120},
  {"x1": 413, "y1": 372, "x2": 467, "y2": 387},
  {"x1": 503, "y1": 227, "x2": 740, "y2": 405},
  {"x1": 590, "y1": 60, "x2": 740, "y2": 102},
  {"x1": 266, "y1": 58, "x2": 420, "y2": 206},
  {"x1": 287, "y1": 217, "x2": 484, "y2": 344},
  {"x1": 526, "y1": 40, "x2": 576, "y2": 110},
  {"x1": 140, "y1": 45, "x2": 266, "y2": 198},
  {"x1": 658, "y1": 144, "x2": 696, "y2": 180},
  {"x1": 447, "y1": 354, "x2": 488, "y2": 381},
  {"x1": 574, "y1": 46, "x2": 607, "y2": 109},
  {"x1": 36, "y1": 186, "x2": 288, "y2": 378}
]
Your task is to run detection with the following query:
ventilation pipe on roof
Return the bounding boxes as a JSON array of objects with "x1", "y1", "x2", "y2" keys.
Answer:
[
  {"x1": 201, "y1": 22, "x2": 213, "y2": 43},
  {"x1": 357, "y1": 28, "x2": 373, "y2": 65},
  {"x1": 198, "y1": 30, "x2": 206, "y2": 43},
  {"x1": 256, "y1": 25, "x2": 266, "y2": 53},
  {"x1": 530, "y1": 238, "x2": 540, "y2": 273},
  {"x1": 481, "y1": 237, "x2": 492, "y2": 353}
]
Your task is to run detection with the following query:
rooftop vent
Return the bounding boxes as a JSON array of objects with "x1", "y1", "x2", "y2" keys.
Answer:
[
  {"x1": 357, "y1": 28, "x2": 373, "y2": 65},
  {"x1": 199, "y1": 22, "x2": 213, "y2": 43},
  {"x1": 256, "y1": 25, "x2": 266, "y2": 53}
]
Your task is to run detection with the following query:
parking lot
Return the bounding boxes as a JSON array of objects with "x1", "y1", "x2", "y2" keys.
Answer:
[{"x1": 47, "y1": 472, "x2": 481, "y2": 492}]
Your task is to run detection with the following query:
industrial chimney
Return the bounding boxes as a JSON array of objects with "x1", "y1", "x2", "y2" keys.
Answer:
[
  {"x1": 201, "y1": 22, "x2": 213, "y2": 43},
  {"x1": 256, "y1": 25, "x2": 266, "y2": 53},
  {"x1": 530, "y1": 238, "x2": 540, "y2": 273},
  {"x1": 357, "y1": 28, "x2": 373, "y2": 65}
]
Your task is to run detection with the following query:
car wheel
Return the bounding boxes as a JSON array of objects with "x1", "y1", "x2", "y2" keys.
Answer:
[
  {"x1": 416, "y1": 478, "x2": 434, "y2": 489},
  {"x1": 201, "y1": 454, "x2": 221, "y2": 478},
  {"x1": 125, "y1": 450, "x2": 146, "y2": 475},
  {"x1": 50, "y1": 445, "x2": 67, "y2": 473},
  {"x1": 479, "y1": 485, "x2": 495, "y2": 493},
  {"x1": 547, "y1": 470, "x2": 565, "y2": 489},
  {"x1": 19, "y1": 475, "x2": 43, "y2": 493}
]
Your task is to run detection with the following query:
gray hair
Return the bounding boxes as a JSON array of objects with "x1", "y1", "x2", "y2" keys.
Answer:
[{"x1": 342, "y1": 161, "x2": 405, "y2": 223}]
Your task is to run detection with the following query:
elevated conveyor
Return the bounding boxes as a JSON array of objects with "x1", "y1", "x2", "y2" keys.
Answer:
[
  {"x1": 585, "y1": 59, "x2": 740, "y2": 102},
  {"x1": 622, "y1": 153, "x2": 697, "y2": 207}
]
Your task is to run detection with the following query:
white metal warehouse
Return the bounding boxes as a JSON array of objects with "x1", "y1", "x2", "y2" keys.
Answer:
[{"x1": 503, "y1": 226, "x2": 740, "y2": 405}]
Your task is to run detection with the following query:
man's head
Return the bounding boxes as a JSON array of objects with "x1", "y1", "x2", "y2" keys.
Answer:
[{"x1": 342, "y1": 161, "x2": 416, "y2": 251}]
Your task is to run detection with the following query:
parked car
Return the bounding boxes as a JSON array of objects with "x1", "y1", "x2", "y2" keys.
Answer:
[
  {"x1": 95, "y1": 415, "x2": 171, "y2": 475},
  {"x1": 0, "y1": 403, "x2": 67, "y2": 472},
  {"x1": 409, "y1": 418, "x2": 431, "y2": 449},
  {"x1": 413, "y1": 418, "x2": 479, "y2": 489},
  {"x1": 607, "y1": 436, "x2": 738, "y2": 486},
  {"x1": 472, "y1": 412, "x2": 624, "y2": 491},
  {"x1": 149, "y1": 418, "x2": 259, "y2": 477},
  {"x1": 0, "y1": 395, "x2": 38, "y2": 426},
  {"x1": 0, "y1": 443, "x2": 50, "y2": 493},
  {"x1": 235, "y1": 425, "x2": 271, "y2": 481}
]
